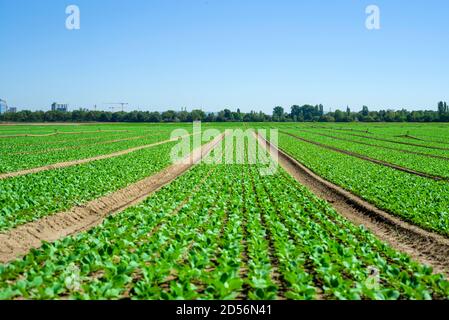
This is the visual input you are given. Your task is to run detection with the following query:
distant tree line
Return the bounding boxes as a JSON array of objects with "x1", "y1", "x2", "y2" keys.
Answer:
[
  {"x1": 1, "y1": 102, "x2": 448, "y2": 123},
  {"x1": 0, "y1": 108, "x2": 270, "y2": 123},
  {"x1": 270, "y1": 102, "x2": 449, "y2": 122}
]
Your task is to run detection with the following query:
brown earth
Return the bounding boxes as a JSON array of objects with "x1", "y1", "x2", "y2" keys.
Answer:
[
  {"x1": 256, "y1": 133, "x2": 449, "y2": 276},
  {"x1": 0, "y1": 133, "x2": 224, "y2": 264}
]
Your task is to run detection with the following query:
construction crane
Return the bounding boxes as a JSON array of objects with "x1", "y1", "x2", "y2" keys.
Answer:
[{"x1": 104, "y1": 102, "x2": 129, "y2": 112}]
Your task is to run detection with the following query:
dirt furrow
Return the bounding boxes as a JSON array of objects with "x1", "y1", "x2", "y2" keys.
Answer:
[
  {"x1": 0, "y1": 133, "x2": 225, "y2": 264},
  {"x1": 256, "y1": 133, "x2": 449, "y2": 276},
  {"x1": 0, "y1": 133, "x2": 197, "y2": 180},
  {"x1": 282, "y1": 131, "x2": 447, "y2": 181}
]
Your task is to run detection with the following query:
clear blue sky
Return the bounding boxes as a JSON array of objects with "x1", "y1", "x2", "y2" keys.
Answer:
[{"x1": 1, "y1": 0, "x2": 448, "y2": 113}]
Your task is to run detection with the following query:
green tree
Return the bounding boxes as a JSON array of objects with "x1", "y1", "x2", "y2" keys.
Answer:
[
  {"x1": 191, "y1": 109, "x2": 206, "y2": 121},
  {"x1": 290, "y1": 105, "x2": 301, "y2": 121},
  {"x1": 362, "y1": 106, "x2": 369, "y2": 116},
  {"x1": 438, "y1": 101, "x2": 445, "y2": 114},
  {"x1": 273, "y1": 106, "x2": 285, "y2": 122}
]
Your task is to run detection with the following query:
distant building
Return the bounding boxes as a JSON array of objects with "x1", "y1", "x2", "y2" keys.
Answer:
[
  {"x1": 8, "y1": 107, "x2": 17, "y2": 113},
  {"x1": 0, "y1": 99, "x2": 7, "y2": 114},
  {"x1": 51, "y1": 102, "x2": 68, "y2": 112}
]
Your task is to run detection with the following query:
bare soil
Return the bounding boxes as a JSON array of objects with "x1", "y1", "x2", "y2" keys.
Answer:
[
  {"x1": 0, "y1": 134, "x2": 224, "y2": 264},
  {"x1": 256, "y1": 133, "x2": 449, "y2": 276}
]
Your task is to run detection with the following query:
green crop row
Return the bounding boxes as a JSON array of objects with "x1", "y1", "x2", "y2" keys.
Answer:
[
  {"x1": 0, "y1": 164, "x2": 241, "y2": 300},
  {"x1": 1, "y1": 155, "x2": 449, "y2": 299},
  {"x1": 309, "y1": 126, "x2": 449, "y2": 150},
  {"x1": 282, "y1": 129, "x2": 449, "y2": 179},
  {"x1": 0, "y1": 131, "x2": 152, "y2": 152},
  {"x1": 0, "y1": 141, "x2": 179, "y2": 231},
  {"x1": 279, "y1": 133, "x2": 449, "y2": 236},
  {"x1": 0, "y1": 131, "x2": 176, "y2": 174},
  {"x1": 300, "y1": 127, "x2": 449, "y2": 159},
  {"x1": 256, "y1": 169, "x2": 449, "y2": 299},
  {"x1": 333, "y1": 124, "x2": 449, "y2": 145},
  {"x1": 0, "y1": 124, "x2": 169, "y2": 136},
  {"x1": 0, "y1": 124, "x2": 187, "y2": 151}
]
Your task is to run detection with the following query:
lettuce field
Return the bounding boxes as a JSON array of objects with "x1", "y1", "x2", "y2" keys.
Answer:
[{"x1": 1, "y1": 122, "x2": 449, "y2": 300}]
